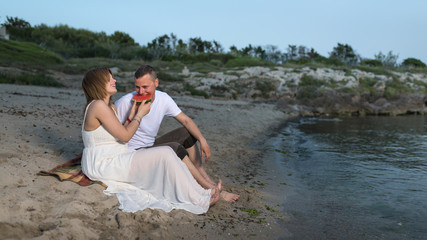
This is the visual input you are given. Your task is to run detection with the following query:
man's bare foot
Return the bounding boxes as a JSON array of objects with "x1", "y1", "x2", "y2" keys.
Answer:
[{"x1": 220, "y1": 191, "x2": 240, "y2": 202}]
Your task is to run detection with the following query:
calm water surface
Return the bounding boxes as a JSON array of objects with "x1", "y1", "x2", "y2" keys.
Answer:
[{"x1": 268, "y1": 115, "x2": 427, "y2": 240}]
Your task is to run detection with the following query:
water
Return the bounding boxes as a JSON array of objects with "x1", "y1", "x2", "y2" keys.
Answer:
[{"x1": 267, "y1": 115, "x2": 427, "y2": 240}]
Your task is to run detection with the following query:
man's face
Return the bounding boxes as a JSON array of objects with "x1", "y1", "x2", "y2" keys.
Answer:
[{"x1": 134, "y1": 74, "x2": 158, "y2": 99}]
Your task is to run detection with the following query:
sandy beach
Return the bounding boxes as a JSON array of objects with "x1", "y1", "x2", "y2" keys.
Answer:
[{"x1": 0, "y1": 83, "x2": 292, "y2": 239}]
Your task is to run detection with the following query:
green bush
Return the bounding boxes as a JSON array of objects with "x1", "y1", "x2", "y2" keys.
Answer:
[
  {"x1": 151, "y1": 60, "x2": 185, "y2": 72},
  {"x1": 401, "y1": 58, "x2": 426, "y2": 68},
  {"x1": 209, "y1": 59, "x2": 223, "y2": 67},
  {"x1": 287, "y1": 58, "x2": 311, "y2": 65},
  {"x1": 360, "y1": 59, "x2": 382, "y2": 67},
  {"x1": 183, "y1": 84, "x2": 209, "y2": 98},
  {"x1": 384, "y1": 78, "x2": 413, "y2": 99},
  {"x1": 412, "y1": 79, "x2": 427, "y2": 92},
  {"x1": 194, "y1": 53, "x2": 234, "y2": 64},
  {"x1": 171, "y1": 53, "x2": 235, "y2": 65},
  {"x1": 298, "y1": 74, "x2": 324, "y2": 87},
  {"x1": 225, "y1": 56, "x2": 267, "y2": 68},
  {"x1": 358, "y1": 77, "x2": 376, "y2": 88},
  {"x1": 338, "y1": 87, "x2": 358, "y2": 94},
  {"x1": 356, "y1": 65, "x2": 394, "y2": 77},
  {"x1": 311, "y1": 55, "x2": 328, "y2": 63},
  {"x1": 358, "y1": 77, "x2": 380, "y2": 95},
  {"x1": 210, "y1": 85, "x2": 228, "y2": 91},
  {"x1": 324, "y1": 57, "x2": 345, "y2": 66},
  {"x1": 329, "y1": 43, "x2": 358, "y2": 65},
  {"x1": 188, "y1": 62, "x2": 222, "y2": 73},
  {"x1": 156, "y1": 71, "x2": 184, "y2": 82},
  {"x1": 0, "y1": 72, "x2": 64, "y2": 87},
  {"x1": 255, "y1": 79, "x2": 276, "y2": 97},
  {"x1": 62, "y1": 57, "x2": 143, "y2": 74},
  {"x1": 0, "y1": 39, "x2": 63, "y2": 64},
  {"x1": 28, "y1": 24, "x2": 142, "y2": 60},
  {"x1": 296, "y1": 75, "x2": 327, "y2": 100}
]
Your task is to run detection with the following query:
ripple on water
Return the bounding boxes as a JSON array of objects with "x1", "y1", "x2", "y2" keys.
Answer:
[{"x1": 272, "y1": 115, "x2": 427, "y2": 240}]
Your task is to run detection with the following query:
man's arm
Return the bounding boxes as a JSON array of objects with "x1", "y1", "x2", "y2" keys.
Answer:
[{"x1": 174, "y1": 112, "x2": 211, "y2": 161}]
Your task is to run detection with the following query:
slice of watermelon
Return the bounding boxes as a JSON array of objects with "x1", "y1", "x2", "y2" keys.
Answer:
[{"x1": 132, "y1": 94, "x2": 152, "y2": 105}]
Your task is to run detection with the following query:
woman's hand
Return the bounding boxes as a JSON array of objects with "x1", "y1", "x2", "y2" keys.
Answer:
[
  {"x1": 127, "y1": 101, "x2": 137, "y2": 120},
  {"x1": 135, "y1": 100, "x2": 152, "y2": 120}
]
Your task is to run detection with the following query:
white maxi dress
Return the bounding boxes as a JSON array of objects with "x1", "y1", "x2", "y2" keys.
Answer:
[{"x1": 81, "y1": 101, "x2": 211, "y2": 214}]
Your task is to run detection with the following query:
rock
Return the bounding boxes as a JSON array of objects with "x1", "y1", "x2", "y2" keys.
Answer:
[
  {"x1": 110, "y1": 67, "x2": 120, "y2": 74},
  {"x1": 374, "y1": 81, "x2": 386, "y2": 95},
  {"x1": 181, "y1": 66, "x2": 190, "y2": 76},
  {"x1": 243, "y1": 66, "x2": 269, "y2": 77}
]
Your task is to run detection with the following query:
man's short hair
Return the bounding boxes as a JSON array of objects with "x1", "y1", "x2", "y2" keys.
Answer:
[{"x1": 135, "y1": 64, "x2": 157, "y2": 80}]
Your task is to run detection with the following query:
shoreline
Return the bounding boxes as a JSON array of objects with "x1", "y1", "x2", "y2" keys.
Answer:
[{"x1": 0, "y1": 83, "x2": 292, "y2": 239}]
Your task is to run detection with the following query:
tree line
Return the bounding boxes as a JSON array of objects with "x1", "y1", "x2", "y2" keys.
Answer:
[{"x1": 1, "y1": 16, "x2": 426, "y2": 69}]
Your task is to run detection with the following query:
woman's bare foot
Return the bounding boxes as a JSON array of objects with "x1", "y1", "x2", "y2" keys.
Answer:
[
  {"x1": 217, "y1": 179, "x2": 222, "y2": 192},
  {"x1": 220, "y1": 191, "x2": 240, "y2": 202},
  {"x1": 209, "y1": 188, "x2": 220, "y2": 205},
  {"x1": 209, "y1": 179, "x2": 223, "y2": 206}
]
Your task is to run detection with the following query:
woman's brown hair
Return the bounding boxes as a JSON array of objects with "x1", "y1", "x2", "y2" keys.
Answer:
[{"x1": 82, "y1": 67, "x2": 113, "y2": 111}]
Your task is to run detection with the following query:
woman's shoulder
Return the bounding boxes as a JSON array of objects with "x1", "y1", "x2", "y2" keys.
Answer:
[
  {"x1": 90, "y1": 99, "x2": 107, "y2": 107},
  {"x1": 88, "y1": 100, "x2": 110, "y2": 112},
  {"x1": 88, "y1": 100, "x2": 116, "y2": 120}
]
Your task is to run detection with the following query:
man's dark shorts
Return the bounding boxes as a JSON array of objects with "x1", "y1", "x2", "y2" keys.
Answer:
[{"x1": 141, "y1": 127, "x2": 197, "y2": 160}]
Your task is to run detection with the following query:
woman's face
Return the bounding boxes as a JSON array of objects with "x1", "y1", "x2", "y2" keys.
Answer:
[{"x1": 106, "y1": 73, "x2": 117, "y2": 95}]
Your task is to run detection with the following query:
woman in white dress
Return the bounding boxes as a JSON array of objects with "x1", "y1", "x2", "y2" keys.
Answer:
[{"x1": 81, "y1": 67, "x2": 221, "y2": 214}]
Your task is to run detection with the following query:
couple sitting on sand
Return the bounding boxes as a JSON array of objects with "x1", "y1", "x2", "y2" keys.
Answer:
[{"x1": 81, "y1": 65, "x2": 239, "y2": 214}]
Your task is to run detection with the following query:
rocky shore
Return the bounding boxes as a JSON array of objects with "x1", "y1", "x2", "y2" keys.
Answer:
[
  {"x1": 118, "y1": 65, "x2": 427, "y2": 116},
  {"x1": 2, "y1": 65, "x2": 426, "y2": 116}
]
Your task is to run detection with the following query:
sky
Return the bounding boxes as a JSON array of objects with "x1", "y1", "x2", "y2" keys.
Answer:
[{"x1": 1, "y1": 0, "x2": 427, "y2": 64}]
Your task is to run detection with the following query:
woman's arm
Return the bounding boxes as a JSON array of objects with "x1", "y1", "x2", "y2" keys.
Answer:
[
  {"x1": 86, "y1": 100, "x2": 150, "y2": 142},
  {"x1": 121, "y1": 101, "x2": 138, "y2": 127}
]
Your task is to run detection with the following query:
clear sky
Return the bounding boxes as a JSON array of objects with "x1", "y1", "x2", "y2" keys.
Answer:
[{"x1": 1, "y1": 0, "x2": 427, "y2": 64}]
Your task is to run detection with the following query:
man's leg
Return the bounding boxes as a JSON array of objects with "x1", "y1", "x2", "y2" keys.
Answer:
[
  {"x1": 182, "y1": 155, "x2": 218, "y2": 189},
  {"x1": 155, "y1": 127, "x2": 239, "y2": 202},
  {"x1": 154, "y1": 127, "x2": 210, "y2": 177},
  {"x1": 187, "y1": 143, "x2": 216, "y2": 186},
  {"x1": 186, "y1": 144, "x2": 238, "y2": 202},
  {"x1": 152, "y1": 140, "x2": 217, "y2": 189}
]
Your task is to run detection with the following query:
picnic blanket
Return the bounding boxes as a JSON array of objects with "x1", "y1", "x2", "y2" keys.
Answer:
[{"x1": 39, "y1": 153, "x2": 105, "y2": 187}]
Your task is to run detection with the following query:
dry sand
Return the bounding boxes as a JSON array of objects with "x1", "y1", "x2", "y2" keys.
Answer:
[{"x1": 0, "y1": 83, "x2": 293, "y2": 239}]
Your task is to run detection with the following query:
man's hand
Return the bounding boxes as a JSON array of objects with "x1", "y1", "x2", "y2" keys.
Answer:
[{"x1": 200, "y1": 140, "x2": 211, "y2": 162}]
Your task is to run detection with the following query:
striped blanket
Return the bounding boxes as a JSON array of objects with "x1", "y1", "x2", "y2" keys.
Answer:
[{"x1": 39, "y1": 153, "x2": 105, "y2": 187}]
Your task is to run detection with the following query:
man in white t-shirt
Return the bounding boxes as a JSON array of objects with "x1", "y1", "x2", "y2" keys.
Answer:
[{"x1": 115, "y1": 64, "x2": 239, "y2": 202}]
